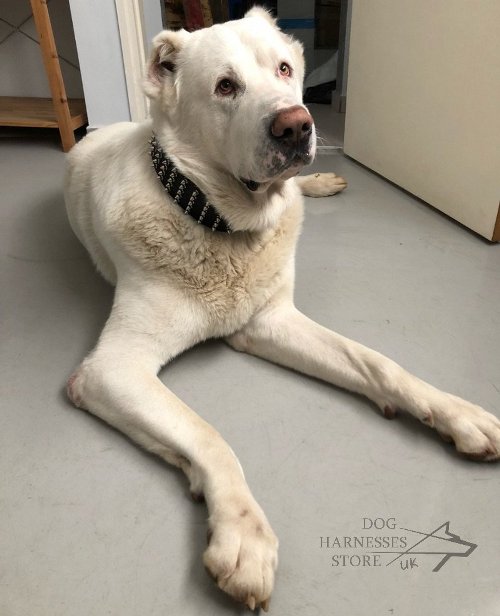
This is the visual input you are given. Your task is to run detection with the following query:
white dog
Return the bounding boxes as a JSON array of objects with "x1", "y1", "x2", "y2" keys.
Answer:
[{"x1": 64, "y1": 8, "x2": 500, "y2": 611}]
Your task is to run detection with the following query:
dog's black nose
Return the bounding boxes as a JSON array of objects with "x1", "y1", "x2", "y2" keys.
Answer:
[{"x1": 271, "y1": 105, "x2": 313, "y2": 147}]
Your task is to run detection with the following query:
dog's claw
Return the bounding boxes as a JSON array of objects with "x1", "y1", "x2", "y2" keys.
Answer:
[
  {"x1": 190, "y1": 490, "x2": 205, "y2": 503},
  {"x1": 383, "y1": 405, "x2": 397, "y2": 419},
  {"x1": 247, "y1": 595, "x2": 256, "y2": 610},
  {"x1": 261, "y1": 598, "x2": 270, "y2": 612}
]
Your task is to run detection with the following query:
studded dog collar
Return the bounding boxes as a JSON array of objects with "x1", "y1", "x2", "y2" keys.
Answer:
[{"x1": 149, "y1": 134, "x2": 232, "y2": 234}]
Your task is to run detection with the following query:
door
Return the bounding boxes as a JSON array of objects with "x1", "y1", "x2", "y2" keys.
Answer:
[{"x1": 344, "y1": 0, "x2": 500, "y2": 241}]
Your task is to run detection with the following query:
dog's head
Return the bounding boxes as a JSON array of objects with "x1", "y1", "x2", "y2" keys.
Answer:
[{"x1": 145, "y1": 7, "x2": 315, "y2": 194}]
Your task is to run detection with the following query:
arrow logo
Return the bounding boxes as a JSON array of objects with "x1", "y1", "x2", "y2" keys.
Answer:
[{"x1": 370, "y1": 522, "x2": 477, "y2": 571}]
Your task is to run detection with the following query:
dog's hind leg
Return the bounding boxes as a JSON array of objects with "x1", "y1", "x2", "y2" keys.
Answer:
[
  {"x1": 295, "y1": 172, "x2": 347, "y2": 197},
  {"x1": 66, "y1": 281, "x2": 277, "y2": 611}
]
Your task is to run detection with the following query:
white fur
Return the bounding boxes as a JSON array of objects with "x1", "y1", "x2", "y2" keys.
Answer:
[{"x1": 64, "y1": 8, "x2": 500, "y2": 612}]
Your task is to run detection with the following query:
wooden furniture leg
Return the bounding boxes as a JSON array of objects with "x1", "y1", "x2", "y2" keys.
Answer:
[{"x1": 29, "y1": 0, "x2": 75, "y2": 152}]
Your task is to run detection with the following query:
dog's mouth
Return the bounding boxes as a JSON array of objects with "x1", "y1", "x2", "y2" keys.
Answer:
[
  {"x1": 240, "y1": 178, "x2": 261, "y2": 192},
  {"x1": 240, "y1": 151, "x2": 313, "y2": 193}
]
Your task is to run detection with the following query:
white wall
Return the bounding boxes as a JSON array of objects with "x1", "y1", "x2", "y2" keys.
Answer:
[{"x1": 68, "y1": 0, "x2": 130, "y2": 129}]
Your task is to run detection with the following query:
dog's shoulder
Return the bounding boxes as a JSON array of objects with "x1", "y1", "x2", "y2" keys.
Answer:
[
  {"x1": 67, "y1": 122, "x2": 145, "y2": 172},
  {"x1": 67, "y1": 121, "x2": 158, "y2": 223}
]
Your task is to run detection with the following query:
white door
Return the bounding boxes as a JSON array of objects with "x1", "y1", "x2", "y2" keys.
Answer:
[{"x1": 344, "y1": 0, "x2": 500, "y2": 241}]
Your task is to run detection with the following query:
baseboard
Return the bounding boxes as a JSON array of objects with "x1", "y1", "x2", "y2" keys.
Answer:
[{"x1": 316, "y1": 145, "x2": 344, "y2": 154}]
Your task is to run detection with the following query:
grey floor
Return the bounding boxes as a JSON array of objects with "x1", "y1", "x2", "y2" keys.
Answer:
[{"x1": 1, "y1": 129, "x2": 500, "y2": 616}]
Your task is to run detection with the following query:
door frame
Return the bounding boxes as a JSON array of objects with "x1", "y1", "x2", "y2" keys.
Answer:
[{"x1": 115, "y1": 0, "x2": 149, "y2": 122}]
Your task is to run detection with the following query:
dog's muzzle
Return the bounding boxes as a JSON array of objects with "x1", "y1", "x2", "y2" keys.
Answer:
[{"x1": 240, "y1": 105, "x2": 314, "y2": 192}]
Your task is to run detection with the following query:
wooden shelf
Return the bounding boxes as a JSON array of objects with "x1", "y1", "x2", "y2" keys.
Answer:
[
  {"x1": 1, "y1": 1, "x2": 89, "y2": 152},
  {"x1": 0, "y1": 97, "x2": 87, "y2": 130}
]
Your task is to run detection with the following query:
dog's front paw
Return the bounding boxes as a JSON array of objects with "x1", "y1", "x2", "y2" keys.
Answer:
[
  {"x1": 204, "y1": 500, "x2": 278, "y2": 611},
  {"x1": 298, "y1": 172, "x2": 347, "y2": 197},
  {"x1": 432, "y1": 395, "x2": 500, "y2": 461}
]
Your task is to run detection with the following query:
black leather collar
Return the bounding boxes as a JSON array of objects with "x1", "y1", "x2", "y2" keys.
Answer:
[{"x1": 149, "y1": 134, "x2": 232, "y2": 234}]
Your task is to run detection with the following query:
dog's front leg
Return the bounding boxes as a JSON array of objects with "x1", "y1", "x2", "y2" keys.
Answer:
[
  {"x1": 67, "y1": 295, "x2": 277, "y2": 611},
  {"x1": 227, "y1": 299, "x2": 500, "y2": 461}
]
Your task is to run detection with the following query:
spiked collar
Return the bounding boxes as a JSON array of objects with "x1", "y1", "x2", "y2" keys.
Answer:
[{"x1": 149, "y1": 134, "x2": 232, "y2": 234}]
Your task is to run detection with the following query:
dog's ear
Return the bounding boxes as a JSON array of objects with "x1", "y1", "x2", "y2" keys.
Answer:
[
  {"x1": 244, "y1": 7, "x2": 305, "y2": 85},
  {"x1": 244, "y1": 6, "x2": 276, "y2": 26},
  {"x1": 144, "y1": 29, "x2": 190, "y2": 99}
]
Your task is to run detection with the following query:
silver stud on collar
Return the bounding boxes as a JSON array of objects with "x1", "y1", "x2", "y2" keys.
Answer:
[{"x1": 198, "y1": 203, "x2": 209, "y2": 223}]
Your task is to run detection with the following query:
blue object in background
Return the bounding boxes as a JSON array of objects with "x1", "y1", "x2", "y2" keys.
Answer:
[{"x1": 278, "y1": 18, "x2": 315, "y2": 29}]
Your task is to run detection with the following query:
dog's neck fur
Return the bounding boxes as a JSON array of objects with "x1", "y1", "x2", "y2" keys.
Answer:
[{"x1": 153, "y1": 123, "x2": 298, "y2": 234}]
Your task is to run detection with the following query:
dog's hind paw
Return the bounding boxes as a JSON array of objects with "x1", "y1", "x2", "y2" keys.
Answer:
[{"x1": 203, "y1": 499, "x2": 278, "y2": 610}]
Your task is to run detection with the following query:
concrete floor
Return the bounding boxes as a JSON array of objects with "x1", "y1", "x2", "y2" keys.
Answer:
[{"x1": 1, "y1": 130, "x2": 500, "y2": 616}]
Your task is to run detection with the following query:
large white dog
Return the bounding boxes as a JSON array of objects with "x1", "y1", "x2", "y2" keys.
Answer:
[{"x1": 64, "y1": 7, "x2": 500, "y2": 611}]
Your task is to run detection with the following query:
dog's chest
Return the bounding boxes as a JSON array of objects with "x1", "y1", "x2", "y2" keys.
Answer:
[
  {"x1": 119, "y1": 198, "x2": 302, "y2": 331},
  {"x1": 188, "y1": 222, "x2": 298, "y2": 330}
]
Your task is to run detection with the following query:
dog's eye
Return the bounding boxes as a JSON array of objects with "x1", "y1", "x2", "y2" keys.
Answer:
[
  {"x1": 278, "y1": 62, "x2": 292, "y2": 77},
  {"x1": 216, "y1": 78, "x2": 236, "y2": 96}
]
